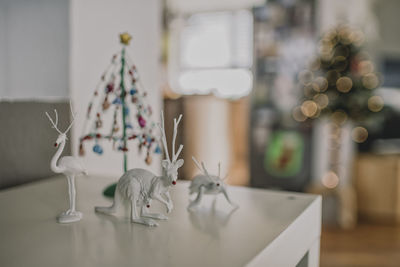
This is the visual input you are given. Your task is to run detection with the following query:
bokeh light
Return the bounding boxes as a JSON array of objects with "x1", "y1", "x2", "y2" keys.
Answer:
[
  {"x1": 338, "y1": 26, "x2": 352, "y2": 45},
  {"x1": 312, "y1": 77, "x2": 328, "y2": 92},
  {"x1": 362, "y1": 73, "x2": 379, "y2": 89},
  {"x1": 322, "y1": 171, "x2": 339, "y2": 189},
  {"x1": 351, "y1": 29, "x2": 365, "y2": 46},
  {"x1": 301, "y1": 100, "x2": 318, "y2": 117},
  {"x1": 359, "y1": 60, "x2": 374, "y2": 75},
  {"x1": 313, "y1": 93, "x2": 329, "y2": 108},
  {"x1": 336, "y1": 76, "x2": 353, "y2": 93},
  {"x1": 292, "y1": 106, "x2": 307, "y2": 122},
  {"x1": 331, "y1": 110, "x2": 348, "y2": 125},
  {"x1": 368, "y1": 95, "x2": 384, "y2": 112},
  {"x1": 351, "y1": 126, "x2": 368, "y2": 143}
]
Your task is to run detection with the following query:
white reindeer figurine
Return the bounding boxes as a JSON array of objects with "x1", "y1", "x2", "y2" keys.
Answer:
[
  {"x1": 188, "y1": 157, "x2": 238, "y2": 211},
  {"x1": 95, "y1": 113, "x2": 184, "y2": 227},
  {"x1": 46, "y1": 107, "x2": 87, "y2": 223}
]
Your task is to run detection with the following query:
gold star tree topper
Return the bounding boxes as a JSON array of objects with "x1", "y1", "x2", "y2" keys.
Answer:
[{"x1": 119, "y1": 32, "x2": 132, "y2": 45}]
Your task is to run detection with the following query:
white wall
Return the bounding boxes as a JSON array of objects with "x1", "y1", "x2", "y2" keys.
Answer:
[
  {"x1": 0, "y1": 0, "x2": 69, "y2": 99},
  {"x1": 70, "y1": 0, "x2": 162, "y2": 177}
]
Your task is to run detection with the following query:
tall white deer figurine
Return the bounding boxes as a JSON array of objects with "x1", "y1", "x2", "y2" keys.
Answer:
[
  {"x1": 188, "y1": 157, "x2": 238, "y2": 211},
  {"x1": 46, "y1": 106, "x2": 87, "y2": 223},
  {"x1": 95, "y1": 112, "x2": 184, "y2": 227}
]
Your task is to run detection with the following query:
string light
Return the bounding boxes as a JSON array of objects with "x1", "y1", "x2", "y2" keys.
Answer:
[
  {"x1": 368, "y1": 96, "x2": 384, "y2": 112},
  {"x1": 351, "y1": 126, "x2": 368, "y2": 143},
  {"x1": 312, "y1": 77, "x2": 328, "y2": 92},
  {"x1": 292, "y1": 106, "x2": 307, "y2": 122},
  {"x1": 336, "y1": 77, "x2": 353, "y2": 93},
  {"x1": 362, "y1": 73, "x2": 379, "y2": 89},
  {"x1": 297, "y1": 25, "x2": 384, "y2": 134},
  {"x1": 322, "y1": 171, "x2": 339, "y2": 189},
  {"x1": 359, "y1": 60, "x2": 374, "y2": 75},
  {"x1": 313, "y1": 93, "x2": 329, "y2": 109},
  {"x1": 301, "y1": 100, "x2": 318, "y2": 117}
]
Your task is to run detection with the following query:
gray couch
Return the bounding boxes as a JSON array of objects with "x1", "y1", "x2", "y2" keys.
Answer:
[{"x1": 0, "y1": 101, "x2": 71, "y2": 189}]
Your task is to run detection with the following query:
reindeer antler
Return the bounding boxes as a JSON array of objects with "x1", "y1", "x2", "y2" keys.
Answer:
[
  {"x1": 158, "y1": 112, "x2": 183, "y2": 163},
  {"x1": 172, "y1": 114, "x2": 183, "y2": 162},
  {"x1": 45, "y1": 101, "x2": 76, "y2": 135},
  {"x1": 192, "y1": 156, "x2": 210, "y2": 177},
  {"x1": 45, "y1": 109, "x2": 62, "y2": 134},
  {"x1": 158, "y1": 111, "x2": 171, "y2": 163}
]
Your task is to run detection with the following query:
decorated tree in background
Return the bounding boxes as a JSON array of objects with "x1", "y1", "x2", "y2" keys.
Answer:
[
  {"x1": 293, "y1": 25, "x2": 384, "y2": 144},
  {"x1": 293, "y1": 25, "x2": 387, "y2": 193},
  {"x1": 79, "y1": 33, "x2": 161, "y2": 196}
]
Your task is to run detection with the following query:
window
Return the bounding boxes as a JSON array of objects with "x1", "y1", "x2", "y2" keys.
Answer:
[{"x1": 169, "y1": 10, "x2": 253, "y2": 99}]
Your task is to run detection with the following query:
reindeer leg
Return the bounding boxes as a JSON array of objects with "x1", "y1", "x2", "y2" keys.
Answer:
[
  {"x1": 141, "y1": 204, "x2": 168, "y2": 220},
  {"x1": 65, "y1": 175, "x2": 73, "y2": 215},
  {"x1": 222, "y1": 188, "x2": 239, "y2": 209},
  {"x1": 95, "y1": 189, "x2": 121, "y2": 215},
  {"x1": 137, "y1": 192, "x2": 170, "y2": 220},
  {"x1": 70, "y1": 175, "x2": 77, "y2": 212},
  {"x1": 57, "y1": 175, "x2": 82, "y2": 223},
  {"x1": 69, "y1": 175, "x2": 82, "y2": 217},
  {"x1": 188, "y1": 186, "x2": 204, "y2": 210},
  {"x1": 131, "y1": 198, "x2": 158, "y2": 227}
]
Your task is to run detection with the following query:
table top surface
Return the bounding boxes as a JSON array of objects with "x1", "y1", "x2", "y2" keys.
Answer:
[{"x1": 0, "y1": 175, "x2": 320, "y2": 267}]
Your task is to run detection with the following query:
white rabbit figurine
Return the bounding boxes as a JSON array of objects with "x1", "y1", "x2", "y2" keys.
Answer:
[
  {"x1": 188, "y1": 157, "x2": 238, "y2": 210},
  {"x1": 95, "y1": 113, "x2": 184, "y2": 227}
]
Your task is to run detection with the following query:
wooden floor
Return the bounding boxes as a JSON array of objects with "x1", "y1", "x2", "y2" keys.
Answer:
[{"x1": 320, "y1": 223, "x2": 400, "y2": 267}]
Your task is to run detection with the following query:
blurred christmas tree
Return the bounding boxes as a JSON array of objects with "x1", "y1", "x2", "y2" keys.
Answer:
[
  {"x1": 79, "y1": 33, "x2": 161, "y2": 196},
  {"x1": 294, "y1": 25, "x2": 385, "y2": 143}
]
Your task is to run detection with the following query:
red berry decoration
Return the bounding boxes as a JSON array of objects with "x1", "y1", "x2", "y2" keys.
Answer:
[{"x1": 138, "y1": 115, "x2": 146, "y2": 128}]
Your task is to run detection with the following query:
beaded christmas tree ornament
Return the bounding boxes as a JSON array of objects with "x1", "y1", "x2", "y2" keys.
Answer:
[{"x1": 79, "y1": 33, "x2": 161, "y2": 197}]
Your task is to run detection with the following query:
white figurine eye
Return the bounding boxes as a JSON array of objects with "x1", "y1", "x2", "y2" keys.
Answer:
[{"x1": 216, "y1": 183, "x2": 220, "y2": 186}]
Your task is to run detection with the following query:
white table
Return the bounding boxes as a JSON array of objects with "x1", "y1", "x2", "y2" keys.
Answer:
[{"x1": 0, "y1": 176, "x2": 321, "y2": 267}]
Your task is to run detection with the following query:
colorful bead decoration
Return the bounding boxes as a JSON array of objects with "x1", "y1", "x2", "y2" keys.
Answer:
[
  {"x1": 138, "y1": 115, "x2": 146, "y2": 128},
  {"x1": 79, "y1": 33, "x2": 160, "y2": 172},
  {"x1": 93, "y1": 144, "x2": 103, "y2": 155}
]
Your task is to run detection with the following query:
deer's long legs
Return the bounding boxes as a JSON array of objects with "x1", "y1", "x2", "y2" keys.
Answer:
[
  {"x1": 131, "y1": 199, "x2": 158, "y2": 226},
  {"x1": 222, "y1": 188, "x2": 239, "y2": 209},
  {"x1": 70, "y1": 175, "x2": 76, "y2": 212},
  {"x1": 66, "y1": 175, "x2": 72, "y2": 214},
  {"x1": 188, "y1": 186, "x2": 205, "y2": 210},
  {"x1": 141, "y1": 205, "x2": 168, "y2": 220}
]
